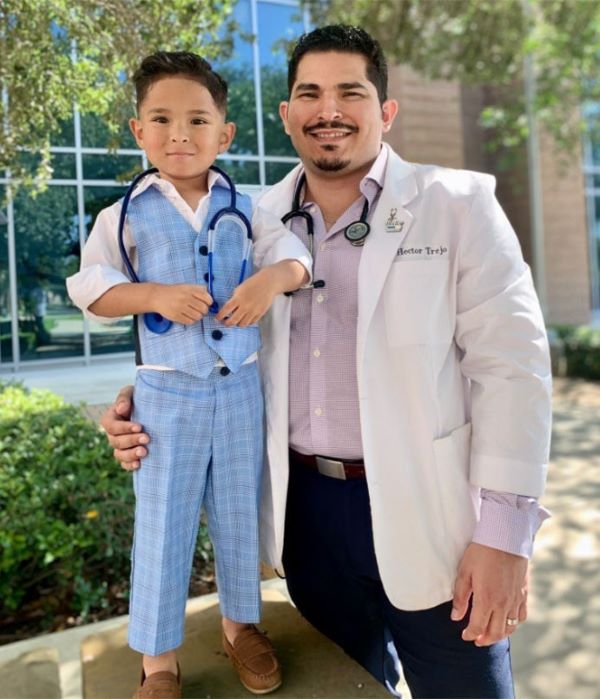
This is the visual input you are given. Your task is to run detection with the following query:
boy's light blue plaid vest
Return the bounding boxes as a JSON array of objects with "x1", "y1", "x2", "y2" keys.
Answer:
[{"x1": 126, "y1": 184, "x2": 261, "y2": 377}]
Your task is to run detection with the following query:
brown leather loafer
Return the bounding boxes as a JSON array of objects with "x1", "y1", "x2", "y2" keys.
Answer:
[
  {"x1": 133, "y1": 664, "x2": 182, "y2": 699},
  {"x1": 222, "y1": 625, "x2": 282, "y2": 694}
]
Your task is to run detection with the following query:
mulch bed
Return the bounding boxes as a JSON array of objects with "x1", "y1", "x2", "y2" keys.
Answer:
[{"x1": 0, "y1": 568, "x2": 216, "y2": 646}]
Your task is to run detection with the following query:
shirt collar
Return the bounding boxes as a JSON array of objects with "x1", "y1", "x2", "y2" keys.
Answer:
[
  {"x1": 128, "y1": 167, "x2": 226, "y2": 201},
  {"x1": 300, "y1": 144, "x2": 388, "y2": 210}
]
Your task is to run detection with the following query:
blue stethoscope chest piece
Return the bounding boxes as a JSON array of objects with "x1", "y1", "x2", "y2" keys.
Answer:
[{"x1": 118, "y1": 165, "x2": 252, "y2": 332}]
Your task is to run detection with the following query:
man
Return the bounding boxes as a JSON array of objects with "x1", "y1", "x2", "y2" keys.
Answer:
[{"x1": 100, "y1": 25, "x2": 551, "y2": 698}]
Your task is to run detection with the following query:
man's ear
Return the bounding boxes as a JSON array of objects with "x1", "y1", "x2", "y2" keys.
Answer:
[
  {"x1": 129, "y1": 117, "x2": 143, "y2": 148},
  {"x1": 381, "y1": 99, "x2": 399, "y2": 133},
  {"x1": 218, "y1": 121, "x2": 236, "y2": 154},
  {"x1": 279, "y1": 102, "x2": 291, "y2": 135}
]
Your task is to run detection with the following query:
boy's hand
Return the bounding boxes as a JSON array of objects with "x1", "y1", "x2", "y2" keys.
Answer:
[
  {"x1": 217, "y1": 260, "x2": 308, "y2": 327},
  {"x1": 154, "y1": 284, "x2": 213, "y2": 325},
  {"x1": 216, "y1": 268, "x2": 277, "y2": 327}
]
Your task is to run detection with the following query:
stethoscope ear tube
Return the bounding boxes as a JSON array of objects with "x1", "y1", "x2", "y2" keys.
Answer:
[
  {"x1": 118, "y1": 167, "x2": 173, "y2": 334},
  {"x1": 282, "y1": 170, "x2": 371, "y2": 295},
  {"x1": 118, "y1": 165, "x2": 254, "y2": 330}
]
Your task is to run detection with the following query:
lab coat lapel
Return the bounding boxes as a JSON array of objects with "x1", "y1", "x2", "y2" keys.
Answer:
[{"x1": 357, "y1": 148, "x2": 418, "y2": 367}]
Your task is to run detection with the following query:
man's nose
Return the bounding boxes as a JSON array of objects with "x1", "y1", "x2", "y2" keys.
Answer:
[{"x1": 317, "y1": 96, "x2": 343, "y2": 121}]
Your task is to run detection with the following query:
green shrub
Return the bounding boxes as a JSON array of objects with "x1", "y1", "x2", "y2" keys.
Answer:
[
  {"x1": 0, "y1": 382, "x2": 213, "y2": 627},
  {"x1": 548, "y1": 325, "x2": 600, "y2": 381}
]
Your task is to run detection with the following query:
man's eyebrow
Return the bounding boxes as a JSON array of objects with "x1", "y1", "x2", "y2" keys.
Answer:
[
  {"x1": 293, "y1": 81, "x2": 369, "y2": 93},
  {"x1": 337, "y1": 82, "x2": 368, "y2": 91},
  {"x1": 294, "y1": 82, "x2": 320, "y2": 92}
]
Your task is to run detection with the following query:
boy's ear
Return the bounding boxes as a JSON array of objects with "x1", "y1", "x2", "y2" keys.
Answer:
[
  {"x1": 218, "y1": 121, "x2": 236, "y2": 154},
  {"x1": 129, "y1": 117, "x2": 143, "y2": 148},
  {"x1": 279, "y1": 102, "x2": 290, "y2": 135}
]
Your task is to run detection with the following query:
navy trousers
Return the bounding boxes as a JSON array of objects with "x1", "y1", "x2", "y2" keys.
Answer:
[{"x1": 282, "y1": 457, "x2": 515, "y2": 699}]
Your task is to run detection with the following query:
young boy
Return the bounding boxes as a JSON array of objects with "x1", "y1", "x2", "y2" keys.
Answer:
[{"x1": 67, "y1": 52, "x2": 310, "y2": 699}]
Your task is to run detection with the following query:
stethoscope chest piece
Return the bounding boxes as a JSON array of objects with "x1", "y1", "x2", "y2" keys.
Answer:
[
  {"x1": 144, "y1": 312, "x2": 172, "y2": 334},
  {"x1": 344, "y1": 220, "x2": 370, "y2": 246}
]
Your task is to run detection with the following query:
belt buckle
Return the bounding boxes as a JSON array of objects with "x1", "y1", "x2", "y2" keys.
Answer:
[{"x1": 315, "y1": 455, "x2": 346, "y2": 480}]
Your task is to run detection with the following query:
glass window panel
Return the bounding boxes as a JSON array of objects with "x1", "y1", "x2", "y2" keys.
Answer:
[
  {"x1": 83, "y1": 186, "x2": 135, "y2": 356},
  {"x1": 13, "y1": 186, "x2": 84, "y2": 361},
  {"x1": 51, "y1": 153, "x2": 77, "y2": 180},
  {"x1": 83, "y1": 154, "x2": 143, "y2": 181},
  {"x1": 81, "y1": 113, "x2": 137, "y2": 149},
  {"x1": 594, "y1": 197, "x2": 600, "y2": 275},
  {"x1": 217, "y1": 158, "x2": 260, "y2": 186},
  {"x1": 258, "y1": 2, "x2": 305, "y2": 157},
  {"x1": 265, "y1": 160, "x2": 297, "y2": 185},
  {"x1": 0, "y1": 187, "x2": 11, "y2": 365},
  {"x1": 52, "y1": 117, "x2": 76, "y2": 147},
  {"x1": 216, "y1": 0, "x2": 257, "y2": 156},
  {"x1": 16, "y1": 152, "x2": 76, "y2": 181}
]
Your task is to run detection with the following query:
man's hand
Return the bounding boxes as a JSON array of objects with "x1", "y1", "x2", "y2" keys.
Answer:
[
  {"x1": 451, "y1": 542, "x2": 528, "y2": 646},
  {"x1": 155, "y1": 284, "x2": 213, "y2": 325},
  {"x1": 100, "y1": 385, "x2": 150, "y2": 471}
]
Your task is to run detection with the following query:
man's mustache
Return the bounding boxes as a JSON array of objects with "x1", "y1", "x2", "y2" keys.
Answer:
[{"x1": 304, "y1": 120, "x2": 358, "y2": 135}]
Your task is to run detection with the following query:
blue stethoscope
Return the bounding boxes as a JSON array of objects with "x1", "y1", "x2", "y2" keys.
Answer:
[
  {"x1": 118, "y1": 165, "x2": 253, "y2": 333},
  {"x1": 281, "y1": 171, "x2": 371, "y2": 293}
]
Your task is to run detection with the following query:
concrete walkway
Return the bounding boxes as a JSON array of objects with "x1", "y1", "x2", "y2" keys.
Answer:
[{"x1": 0, "y1": 362, "x2": 598, "y2": 698}]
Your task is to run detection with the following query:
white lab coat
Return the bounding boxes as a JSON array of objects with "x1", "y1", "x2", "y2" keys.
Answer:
[{"x1": 257, "y1": 144, "x2": 552, "y2": 611}]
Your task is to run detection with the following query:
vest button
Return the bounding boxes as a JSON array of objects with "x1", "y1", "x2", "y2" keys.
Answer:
[
  {"x1": 220, "y1": 367, "x2": 230, "y2": 376},
  {"x1": 204, "y1": 273, "x2": 210, "y2": 282},
  {"x1": 212, "y1": 329, "x2": 223, "y2": 340},
  {"x1": 199, "y1": 245, "x2": 208, "y2": 256}
]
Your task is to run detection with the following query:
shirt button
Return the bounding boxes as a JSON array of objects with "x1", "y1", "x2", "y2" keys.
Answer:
[
  {"x1": 220, "y1": 366, "x2": 230, "y2": 376},
  {"x1": 199, "y1": 245, "x2": 208, "y2": 256},
  {"x1": 314, "y1": 407, "x2": 322, "y2": 416},
  {"x1": 316, "y1": 294, "x2": 325, "y2": 304},
  {"x1": 313, "y1": 348, "x2": 321, "y2": 357},
  {"x1": 212, "y1": 329, "x2": 223, "y2": 340},
  {"x1": 319, "y1": 243, "x2": 327, "y2": 252}
]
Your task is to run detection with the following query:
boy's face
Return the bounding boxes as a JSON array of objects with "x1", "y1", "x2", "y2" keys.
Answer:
[
  {"x1": 279, "y1": 51, "x2": 397, "y2": 179},
  {"x1": 129, "y1": 76, "x2": 235, "y2": 189}
]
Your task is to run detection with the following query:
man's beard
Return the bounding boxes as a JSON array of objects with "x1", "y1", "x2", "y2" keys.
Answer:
[
  {"x1": 305, "y1": 120, "x2": 355, "y2": 172},
  {"x1": 312, "y1": 154, "x2": 351, "y2": 172}
]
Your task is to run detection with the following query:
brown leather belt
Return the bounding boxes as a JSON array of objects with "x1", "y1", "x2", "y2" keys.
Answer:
[{"x1": 289, "y1": 449, "x2": 366, "y2": 480}]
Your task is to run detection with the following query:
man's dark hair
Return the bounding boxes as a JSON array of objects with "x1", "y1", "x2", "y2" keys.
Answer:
[
  {"x1": 287, "y1": 25, "x2": 388, "y2": 104},
  {"x1": 133, "y1": 51, "x2": 228, "y2": 114}
]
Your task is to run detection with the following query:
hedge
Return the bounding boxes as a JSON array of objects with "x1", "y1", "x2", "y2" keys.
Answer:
[
  {"x1": 0, "y1": 381, "x2": 213, "y2": 627},
  {"x1": 549, "y1": 325, "x2": 600, "y2": 381}
]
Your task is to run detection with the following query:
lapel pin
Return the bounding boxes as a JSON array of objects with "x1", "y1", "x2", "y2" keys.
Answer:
[{"x1": 385, "y1": 208, "x2": 404, "y2": 233}]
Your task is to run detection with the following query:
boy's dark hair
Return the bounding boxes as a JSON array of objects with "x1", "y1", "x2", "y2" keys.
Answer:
[
  {"x1": 133, "y1": 51, "x2": 228, "y2": 114},
  {"x1": 287, "y1": 25, "x2": 388, "y2": 104}
]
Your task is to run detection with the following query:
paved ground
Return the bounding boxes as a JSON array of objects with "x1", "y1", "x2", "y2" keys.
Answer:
[
  {"x1": 510, "y1": 378, "x2": 600, "y2": 699},
  {"x1": 0, "y1": 365, "x2": 598, "y2": 698}
]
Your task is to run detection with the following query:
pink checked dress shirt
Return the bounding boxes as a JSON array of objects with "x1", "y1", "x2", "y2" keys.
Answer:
[{"x1": 286, "y1": 146, "x2": 549, "y2": 558}]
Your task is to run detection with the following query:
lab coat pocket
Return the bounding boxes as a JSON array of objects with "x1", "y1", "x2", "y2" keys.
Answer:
[
  {"x1": 384, "y1": 260, "x2": 452, "y2": 346},
  {"x1": 432, "y1": 422, "x2": 479, "y2": 556}
]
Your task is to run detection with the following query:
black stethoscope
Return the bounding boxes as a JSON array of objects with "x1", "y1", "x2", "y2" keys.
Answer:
[
  {"x1": 281, "y1": 171, "x2": 371, "y2": 292},
  {"x1": 118, "y1": 165, "x2": 253, "y2": 333}
]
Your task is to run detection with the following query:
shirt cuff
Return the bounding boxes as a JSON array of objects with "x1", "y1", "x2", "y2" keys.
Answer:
[
  {"x1": 66, "y1": 265, "x2": 131, "y2": 323},
  {"x1": 471, "y1": 490, "x2": 551, "y2": 559}
]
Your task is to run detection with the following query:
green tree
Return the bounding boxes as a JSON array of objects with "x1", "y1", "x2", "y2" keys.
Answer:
[
  {"x1": 0, "y1": 0, "x2": 236, "y2": 188},
  {"x1": 305, "y1": 0, "x2": 600, "y2": 152}
]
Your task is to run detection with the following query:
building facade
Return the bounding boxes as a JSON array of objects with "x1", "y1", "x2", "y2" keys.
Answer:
[{"x1": 0, "y1": 3, "x2": 595, "y2": 372}]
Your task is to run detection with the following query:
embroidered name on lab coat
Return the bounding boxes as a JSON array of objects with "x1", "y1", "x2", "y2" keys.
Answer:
[{"x1": 396, "y1": 245, "x2": 448, "y2": 260}]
